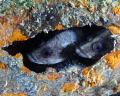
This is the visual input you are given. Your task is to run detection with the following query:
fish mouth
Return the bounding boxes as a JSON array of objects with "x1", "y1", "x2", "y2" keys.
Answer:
[
  {"x1": 27, "y1": 52, "x2": 65, "y2": 64},
  {"x1": 27, "y1": 52, "x2": 39, "y2": 63},
  {"x1": 76, "y1": 47, "x2": 92, "y2": 58}
]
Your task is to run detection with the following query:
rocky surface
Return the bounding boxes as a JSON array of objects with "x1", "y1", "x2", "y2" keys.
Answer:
[{"x1": 0, "y1": 0, "x2": 120, "y2": 96}]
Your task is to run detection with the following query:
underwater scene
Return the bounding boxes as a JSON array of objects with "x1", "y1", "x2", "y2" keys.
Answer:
[{"x1": 0, "y1": 0, "x2": 120, "y2": 96}]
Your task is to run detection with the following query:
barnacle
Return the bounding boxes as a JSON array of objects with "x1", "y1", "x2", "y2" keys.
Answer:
[{"x1": 0, "y1": 0, "x2": 120, "y2": 96}]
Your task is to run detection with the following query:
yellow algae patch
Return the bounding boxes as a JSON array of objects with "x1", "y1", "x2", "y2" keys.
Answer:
[
  {"x1": 1, "y1": 93, "x2": 27, "y2": 96},
  {"x1": 103, "y1": 50, "x2": 120, "y2": 69},
  {"x1": 61, "y1": 83, "x2": 79, "y2": 92},
  {"x1": 77, "y1": 0, "x2": 88, "y2": 8},
  {"x1": 33, "y1": 0, "x2": 39, "y2": 3},
  {"x1": 82, "y1": 66, "x2": 91, "y2": 77},
  {"x1": 89, "y1": 7, "x2": 96, "y2": 13},
  {"x1": 14, "y1": 53, "x2": 22, "y2": 59},
  {"x1": 85, "y1": 81, "x2": 96, "y2": 87},
  {"x1": 0, "y1": 63, "x2": 5, "y2": 68},
  {"x1": 74, "y1": 20, "x2": 81, "y2": 26},
  {"x1": 10, "y1": 53, "x2": 23, "y2": 59},
  {"x1": 40, "y1": 85, "x2": 47, "y2": 91},
  {"x1": 112, "y1": 7, "x2": 120, "y2": 14},
  {"x1": 0, "y1": 62, "x2": 8, "y2": 68},
  {"x1": 85, "y1": 76, "x2": 103, "y2": 87},
  {"x1": 74, "y1": 22, "x2": 79, "y2": 26},
  {"x1": 89, "y1": 5, "x2": 97, "y2": 13},
  {"x1": 0, "y1": 23, "x2": 28, "y2": 47},
  {"x1": 82, "y1": 67, "x2": 104, "y2": 87},
  {"x1": 54, "y1": 24, "x2": 64, "y2": 30},
  {"x1": 10, "y1": 29, "x2": 28, "y2": 41},
  {"x1": 41, "y1": 85, "x2": 47, "y2": 89},
  {"x1": 21, "y1": 65, "x2": 31, "y2": 74},
  {"x1": 106, "y1": 26, "x2": 120, "y2": 34},
  {"x1": 47, "y1": 74, "x2": 59, "y2": 81}
]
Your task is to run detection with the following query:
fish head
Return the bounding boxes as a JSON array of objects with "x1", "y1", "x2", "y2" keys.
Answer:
[
  {"x1": 76, "y1": 29, "x2": 115, "y2": 59},
  {"x1": 27, "y1": 45, "x2": 65, "y2": 64},
  {"x1": 27, "y1": 30, "x2": 77, "y2": 65}
]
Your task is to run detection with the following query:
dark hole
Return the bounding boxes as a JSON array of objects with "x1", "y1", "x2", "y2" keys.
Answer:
[
  {"x1": 46, "y1": 15, "x2": 51, "y2": 21},
  {"x1": 2, "y1": 25, "x2": 115, "y2": 73},
  {"x1": 67, "y1": 3, "x2": 72, "y2": 7}
]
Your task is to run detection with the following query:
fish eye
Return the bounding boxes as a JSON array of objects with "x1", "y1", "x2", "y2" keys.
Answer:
[
  {"x1": 93, "y1": 42, "x2": 103, "y2": 52},
  {"x1": 41, "y1": 47, "x2": 53, "y2": 58}
]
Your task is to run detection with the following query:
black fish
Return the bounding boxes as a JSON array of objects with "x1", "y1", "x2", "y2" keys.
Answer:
[
  {"x1": 57, "y1": 28, "x2": 115, "y2": 72},
  {"x1": 2, "y1": 25, "x2": 115, "y2": 73},
  {"x1": 27, "y1": 30, "x2": 78, "y2": 64},
  {"x1": 76, "y1": 29, "x2": 115, "y2": 59}
]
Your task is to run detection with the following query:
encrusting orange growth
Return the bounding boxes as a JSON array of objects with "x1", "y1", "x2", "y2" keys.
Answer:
[
  {"x1": 82, "y1": 67, "x2": 104, "y2": 87},
  {"x1": 89, "y1": 7, "x2": 95, "y2": 13},
  {"x1": 1, "y1": 93, "x2": 27, "y2": 96},
  {"x1": 103, "y1": 50, "x2": 120, "y2": 69},
  {"x1": 61, "y1": 83, "x2": 79, "y2": 92},
  {"x1": 0, "y1": 63, "x2": 5, "y2": 68},
  {"x1": 0, "y1": 62, "x2": 8, "y2": 68},
  {"x1": 54, "y1": 24, "x2": 64, "y2": 30},
  {"x1": 41, "y1": 86, "x2": 47, "y2": 89},
  {"x1": 74, "y1": 20, "x2": 81, "y2": 26},
  {"x1": 106, "y1": 26, "x2": 120, "y2": 34},
  {"x1": 74, "y1": 22, "x2": 79, "y2": 26},
  {"x1": 78, "y1": 0, "x2": 88, "y2": 8},
  {"x1": 112, "y1": 7, "x2": 120, "y2": 14},
  {"x1": 89, "y1": 5, "x2": 97, "y2": 13},
  {"x1": 21, "y1": 65, "x2": 31, "y2": 74},
  {"x1": 82, "y1": 66, "x2": 91, "y2": 77},
  {"x1": 85, "y1": 81, "x2": 96, "y2": 87},
  {"x1": 0, "y1": 23, "x2": 28, "y2": 47},
  {"x1": 10, "y1": 53, "x2": 22, "y2": 59},
  {"x1": 47, "y1": 74, "x2": 59, "y2": 81}
]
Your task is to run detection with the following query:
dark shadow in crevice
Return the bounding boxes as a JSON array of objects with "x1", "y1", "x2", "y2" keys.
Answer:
[{"x1": 2, "y1": 25, "x2": 114, "y2": 73}]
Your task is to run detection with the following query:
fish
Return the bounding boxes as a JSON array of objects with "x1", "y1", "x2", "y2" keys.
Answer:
[
  {"x1": 27, "y1": 27, "x2": 115, "y2": 66},
  {"x1": 76, "y1": 29, "x2": 115, "y2": 59},
  {"x1": 56, "y1": 60, "x2": 86, "y2": 72},
  {"x1": 2, "y1": 25, "x2": 115, "y2": 73},
  {"x1": 27, "y1": 30, "x2": 78, "y2": 64}
]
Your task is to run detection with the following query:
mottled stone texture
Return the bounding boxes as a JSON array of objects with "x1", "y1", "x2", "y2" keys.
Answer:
[{"x1": 0, "y1": 0, "x2": 120, "y2": 96}]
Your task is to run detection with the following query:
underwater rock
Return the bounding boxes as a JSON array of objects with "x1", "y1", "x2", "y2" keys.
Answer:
[{"x1": 0, "y1": 0, "x2": 120, "y2": 96}]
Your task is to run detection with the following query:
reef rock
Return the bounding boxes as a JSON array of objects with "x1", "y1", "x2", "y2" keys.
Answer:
[{"x1": 0, "y1": 0, "x2": 120, "y2": 96}]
